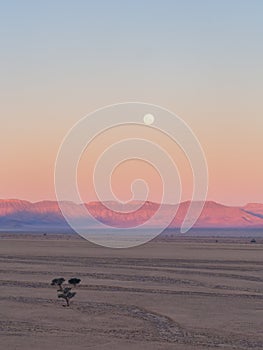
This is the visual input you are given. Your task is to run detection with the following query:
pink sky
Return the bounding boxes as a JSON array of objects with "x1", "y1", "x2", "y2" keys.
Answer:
[{"x1": 1, "y1": 110, "x2": 262, "y2": 206}]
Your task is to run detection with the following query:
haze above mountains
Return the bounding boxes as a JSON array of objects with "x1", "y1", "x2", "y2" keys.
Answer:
[{"x1": 0, "y1": 199, "x2": 263, "y2": 232}]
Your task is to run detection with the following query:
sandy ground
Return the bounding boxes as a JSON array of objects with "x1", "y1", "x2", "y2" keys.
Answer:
[{"x1": 0, "y1": 234, "x2": 262, "y2": 349}]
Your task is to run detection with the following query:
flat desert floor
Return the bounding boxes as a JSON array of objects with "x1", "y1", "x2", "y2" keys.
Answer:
[{"x1": 0, "y1": 234, "x2": 262, "y2": 349}]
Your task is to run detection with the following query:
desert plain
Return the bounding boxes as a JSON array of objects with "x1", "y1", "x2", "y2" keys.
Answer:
[{"x1": 0, "y1": 233, "x2": 262, "y2": 350}]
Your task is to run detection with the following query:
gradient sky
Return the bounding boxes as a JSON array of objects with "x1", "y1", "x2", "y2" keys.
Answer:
[{"x1": 1, "y1": 0, "x2": 262, "y2": 205}]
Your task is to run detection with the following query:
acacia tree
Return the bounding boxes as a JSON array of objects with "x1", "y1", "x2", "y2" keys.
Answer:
[{"x1": 51, "y1": 277, "x2": 81, "y2": 307}]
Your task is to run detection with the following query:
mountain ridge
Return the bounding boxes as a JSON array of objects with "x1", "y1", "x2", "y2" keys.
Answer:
[{"x1": 0, "y1": 199, "x2": 263, "y2": 231}]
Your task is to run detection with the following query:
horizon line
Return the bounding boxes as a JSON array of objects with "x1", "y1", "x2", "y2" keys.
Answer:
[{"x1": 0, "y1": 198, "x2": 262, "y2": 208}]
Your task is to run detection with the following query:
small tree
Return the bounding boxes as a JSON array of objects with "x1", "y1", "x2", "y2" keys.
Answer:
[
  {"x1": 68, "y1": 278, "x2": 81, "y2": 287},
  {"x1": 51, "y1": 277, "x2": 79, "y2": 307},
  {"x1": 51, "y1": 277, "x2": 65, "y2": 291}
]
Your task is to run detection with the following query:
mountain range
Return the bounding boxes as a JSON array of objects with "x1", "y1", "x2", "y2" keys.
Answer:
[{"x1": 0, "y1": 199, "x2": 263, "y2": 232}]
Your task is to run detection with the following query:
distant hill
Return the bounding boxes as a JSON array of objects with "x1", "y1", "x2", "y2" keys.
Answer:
[{"x1": 0, "y1": 199, "x2": 263, "y2": 231}]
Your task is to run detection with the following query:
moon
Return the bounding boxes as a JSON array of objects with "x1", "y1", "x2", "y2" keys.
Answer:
[{"x1": 143, "y1": 113, "x2": 155, "y2": 125}]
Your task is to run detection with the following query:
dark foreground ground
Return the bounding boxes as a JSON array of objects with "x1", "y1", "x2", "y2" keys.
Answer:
[{"x1": 0, "y1": 234, "x2": 262, "y2": 349}]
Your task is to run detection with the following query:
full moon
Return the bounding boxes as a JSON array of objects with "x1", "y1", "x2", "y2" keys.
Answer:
[{"x1": 143, "y1": 113, "x2": 155, "y2": 125}]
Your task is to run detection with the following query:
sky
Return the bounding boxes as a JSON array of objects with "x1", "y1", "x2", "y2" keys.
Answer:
[{"x1": 0, "y1": 0, "x2": 262, "y2": 205}]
